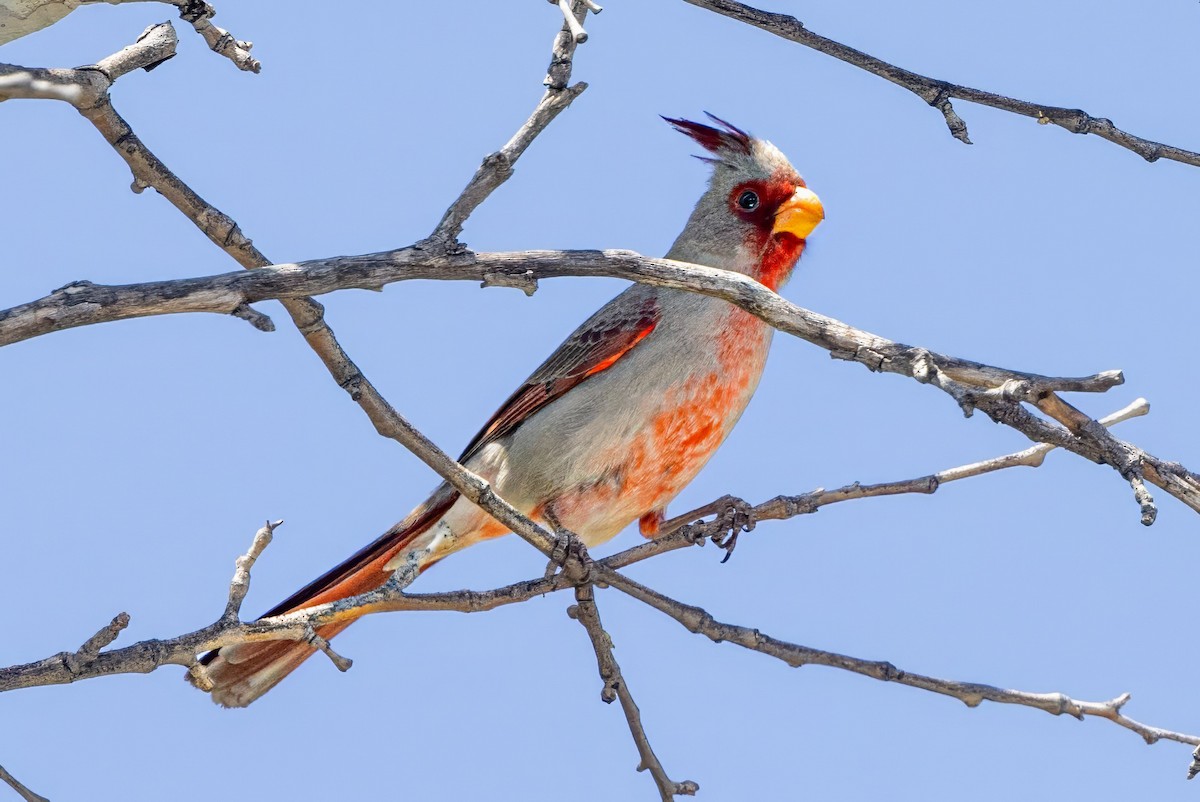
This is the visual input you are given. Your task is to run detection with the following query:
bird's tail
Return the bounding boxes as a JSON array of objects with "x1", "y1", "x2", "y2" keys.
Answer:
[{"x1": 194, "y1": 484, "x2": 460, "y2": 708}]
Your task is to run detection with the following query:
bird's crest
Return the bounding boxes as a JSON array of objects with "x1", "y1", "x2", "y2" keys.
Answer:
[{"x1": 662, "y1": 113, "x2": 752, "y2": 157}]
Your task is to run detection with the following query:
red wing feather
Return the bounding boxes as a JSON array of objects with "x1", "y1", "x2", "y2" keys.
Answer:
[{"x1": 459, "y1": 294, "x2": 661, "y2": 462}]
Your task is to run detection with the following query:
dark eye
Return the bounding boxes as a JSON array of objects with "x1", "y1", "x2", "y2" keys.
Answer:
[{"x1": 736, "y1": 190, "x2": 760, "y2": 211}]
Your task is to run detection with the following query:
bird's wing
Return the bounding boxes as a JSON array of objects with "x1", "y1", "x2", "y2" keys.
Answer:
[{"x1": 459, "y1": 290, "x2": 661, "y2": 462}]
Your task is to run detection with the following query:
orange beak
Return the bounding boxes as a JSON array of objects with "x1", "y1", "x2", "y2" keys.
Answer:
[{"x1": 772, "y1": 186, "x2": 825, "y2": 240}]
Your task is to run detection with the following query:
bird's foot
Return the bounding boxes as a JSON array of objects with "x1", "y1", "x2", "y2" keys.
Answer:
[
  {"x1": 660, "y1": 495, "x2": 755, "y2": 562},
  {"x1": 544, "y1": 528, "x2": 594, "y2": 583},
  {"x1": 710, "y1": 498, "x2": 755, "y2": 563}
]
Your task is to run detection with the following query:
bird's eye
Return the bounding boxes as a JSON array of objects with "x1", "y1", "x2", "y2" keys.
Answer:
[{"x1": 736, "y1": 190, "x2": 760, "y2": 211}]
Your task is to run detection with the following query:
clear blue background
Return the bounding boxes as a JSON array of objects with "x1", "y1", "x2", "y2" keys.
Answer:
[{"x1": 2, "y1": 2, "x2": 1198, "y2": 799}]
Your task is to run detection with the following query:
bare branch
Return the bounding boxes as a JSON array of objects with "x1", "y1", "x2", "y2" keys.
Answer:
[
  {"x1": 1030, "y1": 392, "x2": 1160, "y2": 524},
  {"x1": 69, "y1": 0, "x2": 260, "y2": 72},
  {"x1": 13, "y1": 584, "x2": 1198, "y2": 760},
  {"x1": 5, "y1": 245, "x2": 1190, "y2": 522},
  {"x1": 544, "y1": 0, "x2": 591, "y2": 89},
  {"x1": 169, "y1": 0, "x2": 260, "y2": 73},
  {"x1": 0, "y1": 249, "x2": 1122, "y2": 400},
  {"x1": 570, "y1": 585, "x2": 698, "y2": 800},
  {"x1": 222, "y1": 519, "x2": 282, "y2": 622},
  {"x1": 0, "y1": 21, "x2": 177, "y2": 105},
  {"x1": 303, "y1": 626, "x2": 353, "y2": 672},
  {"x1": 74, "y1": 613, "x2": 131, "y2": 661},
  {"x1": 599, "y1": 567, "x2": 1200, "y2": 750},
  {"x1": 93, "y1": 21, "x2": 179, "y2": 78},
  {"x1": 682, "y1": 0, "x2": 1200, "y2": 167},
  {"x1": 0, "y1": 764, "x2": 49, "y2": 802},
  {"x1": 60, "y1": 612, "x2": 133, "y2": 679},
  {"x1": 0, "y1": 68, "x2": 84, "y2": 103},
  {"x1": 426, "y1": 80, "x2": 587, "y2": 245},
  {"x1": 428, "y1": 0, "x2": 593, "y2": 244},
  {"x1": 936, "y1": 398, "x2": 1149, "y2": 480}
]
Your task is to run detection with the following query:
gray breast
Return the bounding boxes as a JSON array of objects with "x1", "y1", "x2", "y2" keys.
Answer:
[{"x1": 490, "y1": 286, "x2": 762, "y2": 505}]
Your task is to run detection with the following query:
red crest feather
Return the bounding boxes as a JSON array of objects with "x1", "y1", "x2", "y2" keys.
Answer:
[{"x1": 662, "y1": 112, "x2": 752, "y2": 156}]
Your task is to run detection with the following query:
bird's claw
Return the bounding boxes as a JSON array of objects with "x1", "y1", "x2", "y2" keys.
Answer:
[
  {"x1": 548, "y1": 531, "x2": 570, "y2": 568},
  {"x1": 545, "y1": 530, "x2": 594, "y2": 582},
  {"x1": 711, "y1": 500, "x2": 754, "y2": 563}
]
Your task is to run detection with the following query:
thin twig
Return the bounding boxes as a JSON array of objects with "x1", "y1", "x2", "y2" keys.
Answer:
[
  {"x1": 171, "y1": 0, "x2": 260, "y2": 73},
  {"x1": 428, "y1": 0, "x2": 592, "y2": 244},
  {"x1": 303, "y1": 626, "x2": 353, "y2": 672},
  {"x1": 570, "y1": 585, "x2": 698, "y2": 800},
  {"x1": 683, "y1": 0, "x2": 1200, "y2": 167},
  {"x1": 74, "y1": 613, "x2": 132, "y2": 661},
  {"x1": 63, "y1": 613, "x2": 131, "y2": 676},
  {"x1": 222, "y1": 519, "x2": 282, "y2": 622}
]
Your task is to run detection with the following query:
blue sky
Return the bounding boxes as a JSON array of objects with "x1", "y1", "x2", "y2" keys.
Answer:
[{"x1": 2, "y1": 1, "x2": 1198, "y2": 799}]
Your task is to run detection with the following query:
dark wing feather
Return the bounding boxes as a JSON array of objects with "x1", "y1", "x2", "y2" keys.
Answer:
[{"x1": 459, "y1": 292, "x2": 661, "y2": 462}]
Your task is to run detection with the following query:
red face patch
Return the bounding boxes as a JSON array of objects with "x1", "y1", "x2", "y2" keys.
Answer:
[
  {"x1": 728, "y1": 178, "x2": 795, "y2": 231},
  {"x1": 727, "y1": 175, "x2": 807, "y2": 290}
]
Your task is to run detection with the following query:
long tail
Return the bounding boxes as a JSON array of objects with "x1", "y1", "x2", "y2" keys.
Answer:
[{"x1": 195, "y1": 484, "x2": 460, "y2": 708}]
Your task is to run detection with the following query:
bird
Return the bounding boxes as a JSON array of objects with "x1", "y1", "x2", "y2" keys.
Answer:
[{"x1": 196, "y1": 114, "x2": 825, "y2": 707}]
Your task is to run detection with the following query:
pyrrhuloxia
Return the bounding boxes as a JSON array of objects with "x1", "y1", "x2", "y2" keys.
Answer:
[{"x1": 198, "y1": 115, "x2": 825, "y2": 707}]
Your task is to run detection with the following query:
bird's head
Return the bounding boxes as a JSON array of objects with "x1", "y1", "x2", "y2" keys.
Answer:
[{"x1": 663, "y1": 114, "x2": 823, "y2": 290}]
